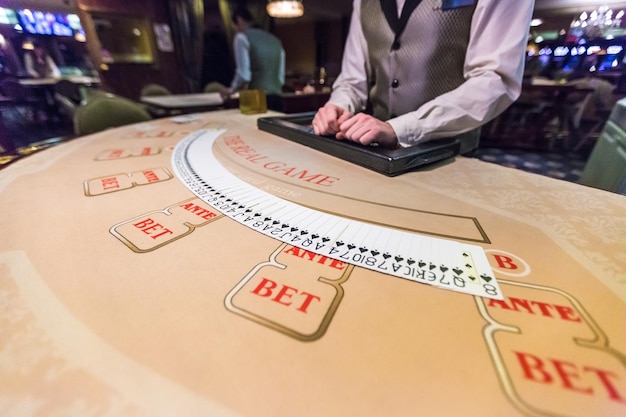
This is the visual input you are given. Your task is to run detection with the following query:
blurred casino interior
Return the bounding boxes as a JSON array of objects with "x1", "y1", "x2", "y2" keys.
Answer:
[{"x1": 1, "y1": 0, "x2": 626, "y2": 188}]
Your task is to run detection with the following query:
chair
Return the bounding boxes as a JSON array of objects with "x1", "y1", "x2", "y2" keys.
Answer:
[
  {"x1": 140, "y1": 83, "x2": 171, "y2": 97},
  {"x1": 140, "y1": 84, "x2": 172, "y2": 117},
  {"x1": 55, "y1": 79, "x2": 83, "y2": 104},
  {"x1": 0, "y1": 94, "x2": 17, "y2": 154},
  {"x1": 54, "y1": 92, "x2": 77, "y2": 126},
  {"x1": 578, "y1": 99, "x2": 626, "y2": 194},
  {"x1": 73, "y1": 94, "x2": 152, "y2": 136},
  {"x1": 203, "y1": 81, "x2": 227, "y2": 93},
  {"x1": 569, "y1": 78, "x2": 621, "y2": 152},
  {"x1": 548, "y1": 88, "x2": 593, "y2": 150},
  {"x1": 572, "y1": 109, "x2": 612, "y2": 153},
  {"x1": 79, "y1": 87, "x2": 111, "y2": 104}
]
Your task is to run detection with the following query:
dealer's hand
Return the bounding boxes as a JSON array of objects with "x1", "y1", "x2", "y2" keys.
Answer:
[
  {"x1": 337, "y1": 113, "x2": 398, "y2": 149},
  {"x1": 218, "y1": 85, "x2": 232, "y2": 101},
  {"x1": 312, "y1": 103, "x2": 352, "y2": 136}
]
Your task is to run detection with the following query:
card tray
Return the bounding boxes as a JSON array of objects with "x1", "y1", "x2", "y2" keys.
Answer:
[{"x1": 257, "y1": 112, "x2": 460, "y2": 176}]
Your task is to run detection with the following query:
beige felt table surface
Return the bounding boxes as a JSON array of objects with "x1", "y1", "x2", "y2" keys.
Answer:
[{"x1": 1, "y1": 109, "x2": 625, "y2": 417}]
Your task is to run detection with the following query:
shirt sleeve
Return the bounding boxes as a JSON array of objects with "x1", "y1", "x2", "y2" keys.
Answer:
[
  {"x1": 24, "y1": 53, "x2": 39, "y2": 78},
  {"x1": 390, "y1": 0, "x2": 535, "y2": 145},
  {"x1": 326, "y1": 0, "x2": 369, "y2": 114},
  {"x1": 279, "y1": 48, "x2": 286, "y2": 86},
  {"x1": 230, "y1": 32, "x2": 251, "y2": 92},
  {"x1": 47, "y1": 56, "x2": 61, "y2": 78}
]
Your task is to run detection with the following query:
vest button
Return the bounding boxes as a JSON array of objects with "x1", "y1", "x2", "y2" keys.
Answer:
[
  {"x1": 391, "y1": 79, "x2": 399, "y2": 88},
  {"x1": 391, "y1": 40, "x2": 401, "y2": 50}
]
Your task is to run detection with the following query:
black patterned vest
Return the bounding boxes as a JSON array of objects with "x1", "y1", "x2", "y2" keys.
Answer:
[{"x1": 361, "y1": 0, "x2": 477, "y2": 120}]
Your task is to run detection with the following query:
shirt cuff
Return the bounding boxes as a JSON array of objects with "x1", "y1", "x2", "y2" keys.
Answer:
[{"x1": 387, "y1": 114, "x2": 424, "y2": 147}]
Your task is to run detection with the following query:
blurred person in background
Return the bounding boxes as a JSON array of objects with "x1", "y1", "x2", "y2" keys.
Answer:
[
  {"x1": 24, "y1": 41, "x2": 61, "y2": 79},
  {"x1": 217, "y1": 6, "x2": 285, "y2": 105}
]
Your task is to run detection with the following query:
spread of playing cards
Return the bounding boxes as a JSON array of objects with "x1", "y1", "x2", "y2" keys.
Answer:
[{"x1": 172, "y1": 129, "x2": 502, "y2": 299}]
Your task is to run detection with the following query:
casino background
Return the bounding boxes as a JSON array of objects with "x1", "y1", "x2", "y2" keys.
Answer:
[
  {"x1": 0, "y1": 102, "x2": 596, "y2": 185},
  {"x1": 2, "y1": 0, "x2": 625, "y2": 188}
]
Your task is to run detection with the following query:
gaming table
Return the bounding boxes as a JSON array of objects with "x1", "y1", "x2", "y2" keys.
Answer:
[
  {"x1": 139, "y1": 92, "x2": 231, "y2": 115},
  {"x1": 1, "y1": 109, "x2": 624, "y2": 417}
]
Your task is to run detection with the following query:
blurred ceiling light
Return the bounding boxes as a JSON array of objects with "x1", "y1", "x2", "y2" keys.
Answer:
[
  {"x1": 530, "y1": 18, "x2": 543, "y2": 27},
  {"x1": 570, "y1": 5, "x2": 625, "y2": 39},
  {"x1": 266, "y1": 0, "x2": 304, "y2": 18}
]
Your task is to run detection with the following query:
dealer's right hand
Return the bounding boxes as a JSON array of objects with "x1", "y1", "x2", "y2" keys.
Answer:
[{"x1": 312, "y1": 103, "x2": 352, "y2": 136}]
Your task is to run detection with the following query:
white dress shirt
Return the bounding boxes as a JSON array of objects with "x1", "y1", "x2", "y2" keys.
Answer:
[{"x1": 328, "y1": 0, "x2": 535, "y2": 146}]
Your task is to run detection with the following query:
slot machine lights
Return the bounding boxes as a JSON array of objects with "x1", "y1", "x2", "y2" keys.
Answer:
[
  {"x1": 607, "y1": 45, "x2": 624, "y2": 55},
  {"x1": 570, "y1": 5, "x2": 625, "y2": 39},
  {"x1": 527, "y1": 43, "x2": 539, "y2": 57},
  {"x1": 587, "y1": 45, "x2": 602, "y2": 55},
  {"x1": 266, "y1": 0, "x2": 304, "y2": 18},
  {"x1": 13, "y1": 8, "x2": 87, "y2": 43},
  {"x1": 0, "y1": 7, "x2": 18, "y2": 25},
  {"x1": 554, "y1": 46, "x2": 570, "y2": 57},
  {"x1": 538, "y1": 47, "x2": 553, "y2": 56},
  {"x1": 21, "y1": 39, "x2": 34, "y2": 50},
  {"x1": 74, "y1": 32, "x2": 86, "y2": 42}
]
